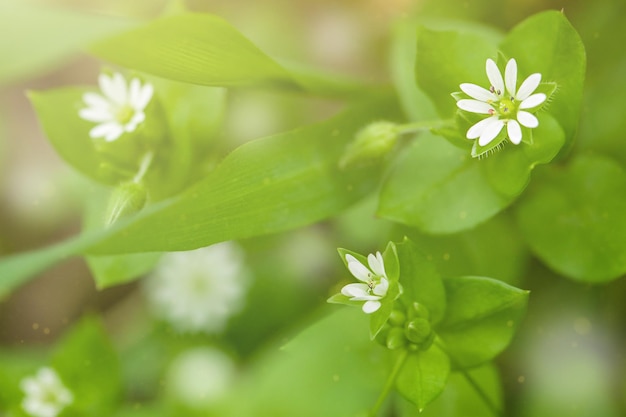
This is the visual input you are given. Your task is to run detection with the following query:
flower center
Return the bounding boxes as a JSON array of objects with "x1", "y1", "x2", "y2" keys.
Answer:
[
  {"x1": 497, "y1": 98, "x2": 517, "y2": 119},
  {"x1": 115, "y1": 105, "x2": 136, "y2": 125}
]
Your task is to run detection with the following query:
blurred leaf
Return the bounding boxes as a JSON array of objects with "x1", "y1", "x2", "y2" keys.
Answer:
[
  {"x1": 0, "y1": 1, "x2": 136, "y2": 84},
  {"x1": 397, "y1": 364, "x2": 502, "y2": 417},
  {"x1": 396, "y1": 238, "x2": 446, "y2": 325},
  {"x1": 516, "y1": 154, "x2": 626, "y2": 283},
  {"x1": 402, "y1": 213, "x2": 528, "y2": 286},
  {"x1": 395, "y1": 345, "x2": 450, "y2": 411},
  {"x1": 52, "y1": 317, "x2": 121, "y2": 417},
  {"x1": 225, "y1": 308, "x2": 388, "y2": 417},
  {"x1": 415, "y1": 25, "x2": 499, "y2": 117},
  {"x1": 0, "y1": 95, "x2": 400, "y2": 295},
  {"x1": 437, "y1": 276, "x2": 529, "y2": 368},
  {"x1": 500, "y1": 10, "x2": 586, "y2": 148}
]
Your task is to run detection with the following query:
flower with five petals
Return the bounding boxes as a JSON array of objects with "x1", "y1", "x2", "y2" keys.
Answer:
[{"x1": 341, "y1": 252, "x2": 389, "y2": 314}]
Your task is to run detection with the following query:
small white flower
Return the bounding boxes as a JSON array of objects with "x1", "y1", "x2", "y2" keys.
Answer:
[
  {"x1": 20, "y1": 367, "x2": 73, "y2": 417},
  {"x1": 166, "y1": 347, "x2": 236, "y2": 408},
  {"x1": 457, "y1": 58, "x2": 546, "y2": 147},
  {"x1": 341, "y1": 252, "x2": 389, "y2": 314},
  {"x1": 144, "y1": 242, "x2": 250, "y2": 334},
  {"x1": 79, "y1": 72, "x2": 154, "y2": 142}
]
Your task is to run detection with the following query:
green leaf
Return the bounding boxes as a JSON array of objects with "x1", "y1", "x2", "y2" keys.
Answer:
[
  {"x1": 516, "y1": 154, "x2": 626, "y2": 283},
  {"x1": 397, "y1": 364, "x2": 502, "y2": 417},
  {"x1": 437, "y1": 276, "x2": 529, "y2": 368},
  {"x1": 415, "y1": 25, "x2": 499, "y2": 117},
  {"x1": 0, "y1": 1, "x2": 137, "y2": 84},
  {"x1": 395, "y1": 345, "x2": 450, "y2": 411},
  {"x1": 395, "y1": 238, "x2": 446, "y2": 324},
  {"x1": 0, "y1": 95, "x2": 400, "y2": 295},
  {"x1": 52, "y1": 317, "x2": 121, "y2": 416},
  {"x1": 500, "y1": 10, "x2": 586, "y2": 147}
]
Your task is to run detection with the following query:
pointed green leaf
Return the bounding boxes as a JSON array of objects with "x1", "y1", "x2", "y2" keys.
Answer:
[
  {"x1": 437, "y1": 276, "x2": 529, "y2": 368},
  {"x1": 516, "y1": 154, "x2": 626, "y2": 283},
  {"x1": 396, "y1": 345, "x2": 450, "y2": 411}
]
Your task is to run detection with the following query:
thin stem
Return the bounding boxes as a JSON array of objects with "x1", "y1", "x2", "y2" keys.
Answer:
[
  {"x1": 435, "y1": 340, "x2": 504, "y2": 417},
  {"x1": 133, "y1": 151, "x2": 154, "y2": 184},
  {"x1": 369, "y1": 349, "x2": 409, "y2": 417},
  {"x1": 395, "y1": 119, "x2": 454, "y2": 135}
]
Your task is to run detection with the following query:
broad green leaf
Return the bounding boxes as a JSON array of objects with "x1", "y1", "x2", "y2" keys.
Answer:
[
  {"x1": 403, "y1": 213, "x2": 528, "y2": 286},
  {"x1": 397, "y1": 364, "x2": 502, "y2": 417},
  {"x1": 500, "y1": 10, "x2": 586, "y2": 147},
  {"x1": 0, "y1": 95, "x2": 400, "y2": 295},
  {"x1": 395, "y1": 238, "x2": 446, "y2": 324},
  {"x1": 415, "y1": 25, "x2": 499, "y2": 117},
  {"x1": 437, "y1": 276, "x2": 529, "y2": 368},
  {"x1": 0, "y1": 1, "x2": 137, "y2": 84},
  {"x1": 378, "y1": 113, "x2": 564, "y2": 234},
  {"x1": 226, "y1": 308, "x2": 387, "y2": 417},
  {"x1": 52, "y1": 317, "x2": 121, "y2": 416},
  {"x1": 516, "y1": 154, "x2": 626, "y2": 283},
  {"x1": 395, "y1": 345, "x2": 450, "y2": 411}
]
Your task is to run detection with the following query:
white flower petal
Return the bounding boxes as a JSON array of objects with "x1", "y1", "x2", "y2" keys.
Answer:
[
  {"x1": 504, "y1": 58, "x2": 517, "y2": 97},
  {"x1": 460, "y1": 83, "x2": 497, "y2": 102},
  {"x1": 367, "y1": 252, "x2": 385, "y2": 277},
  {"x1": 128, "y1": 78, "x2": 142, "y2": 106},
  {"x1": 466, "y1": 116, "x2": 500, "y2": 139},
  {"x1": 478, "y1": 118, "x2": 505, "y2": 146},
  {"x1": 78, "y1": 107, "x2": 113, "y2": 123},
  {"x1": 125, "y1": 112, "x2": 145, "y2": 132},
  {"x1": 362, "y1": 300, "x2": 381, "y2": 314},
  {"x1": 345, "y1": 255, "x2": 371, "y2": 282},
  {"x1": 375, "y1": 252, "x2": 386, "y2": 276},
  {"x1": 486, "y1": 59, "x2": 504, "y2": 96},
  {"x1": 507, "y1": 120, "x2": 522, "y2": 144},
  {"x1": 135, "y1": 83, "x2": 154, "y2": 110},
  {"x1": 516, "y1": 73, "x2": 542, "y2": 101},
  {"x1": 520, "y1": 93, "x2": 546, "y2": 109},
  {"x1": 82, "y1": 92, "x2": 110, "y2": 111},
  {"x1": 517, "y1": 111, "x2": 539, "y2": 128},
  {"x1": 89, "y1": 122, "x2": 123, "y2": 141},
  {"x1": 373, "y1": 278, "x2": 388, "y2": 297},
  {"x1": 341, "y1": 283, "x2": 370, "y2": 298},
  {"x1": 457, "y1": 99, "x2": 495, "y2": 114}
]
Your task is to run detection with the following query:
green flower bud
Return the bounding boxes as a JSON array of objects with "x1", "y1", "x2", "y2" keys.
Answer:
[
  {"x1": 388, "y1": 309, "x2": 406, "y2": 327},
  {"x1": 386, "y1": 327, "x2": 407, "y2": 350},
  {"x1": 105, "y1": 181, "x2": 148, "y2": 226},
  {"x1": 339, "y1": 121, "x2": 399, "y2": 169},
  {"x1": 407, "y1": 302, "x2": 430, "y2": 321},
  {"x1": 405, "y1": 318, "x2": 432, "y2": 345}
]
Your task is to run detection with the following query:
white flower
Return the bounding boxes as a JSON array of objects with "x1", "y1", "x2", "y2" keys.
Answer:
[
  {"x1": 457, "y1": 58, "x2": 546, "y2": 147},
  {"x1": 20, "y1": 367, "x2": 73, "y2": 417},
  {"x1": 144, "y1": 242, "x2": 250, "y2": 334},
  {"x1": 166, "y1": 347, "x2": 236, "y2": 408},
  {"x1": 341, "y1": 252, "x2": 389, "y2": 314},
  {"x1": 79, "y1": 72, "x2": 154, "y2": 142}
]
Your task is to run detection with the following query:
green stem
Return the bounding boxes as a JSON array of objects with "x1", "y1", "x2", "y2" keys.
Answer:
[
  {"x1": 369, "y1": 349, "x2": 409, "y2": 417},
  {"x1": 435, "y1": 341, "x2": 504, "y2": 417},
  {"x1": 395, "y1": 119, "x2": 453, "y2": 135},
  {"x1": 133, "y1": 151, "x2": 154, "y2": 184}
]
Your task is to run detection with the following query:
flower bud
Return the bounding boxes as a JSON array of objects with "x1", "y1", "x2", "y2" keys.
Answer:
[
  {"x1": 388, "y1": 309, "x2": 406, "y2": 327},
  {"x1": 404, "y1": 318, "x2": 432, "y2": 345},
  {"x1": 407, "y1": 302, "x2": 430, "y2": 321},
  {"x1": 386, "y1": 327, "x2": 407, "y2": 350},
  {"x1": 339, "y1": 121, "x2": 398, "y2": 169},
  {"x1": 105, "y1": 181, "x2": 148, "y2": 226}
]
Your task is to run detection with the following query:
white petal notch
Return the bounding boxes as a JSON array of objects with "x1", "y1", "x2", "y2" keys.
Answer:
[{"x1": 455, "y1": 57, "x2": 549, "y2": 155}]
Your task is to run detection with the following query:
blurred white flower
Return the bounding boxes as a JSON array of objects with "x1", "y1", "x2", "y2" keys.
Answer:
[
  {"x1": 79, "y1": 72, "x2": 153, "y2": 142},
  {"x1": 341, "y1": 252, "x2": 389, "y2": 314},
  {"x1": 144, "y1": 242, "x2": 250, "y2": 333},
  {"x1": 20, "y1": 367, "x2": 73, "y2": 417},
  {"x1": 166, "y1": 347, "x2": 236, "y2": 408},
  {"x1": 457, "y1": 58, "x2": 546, "y2": 146}
]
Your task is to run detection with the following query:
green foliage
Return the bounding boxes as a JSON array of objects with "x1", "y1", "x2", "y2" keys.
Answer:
[
  {"x1": 395, "y1": 346, "x2": 450, "y2": 411},
  {"x1": 517, "y1": 154, "x2": 626, "y2": 283}
]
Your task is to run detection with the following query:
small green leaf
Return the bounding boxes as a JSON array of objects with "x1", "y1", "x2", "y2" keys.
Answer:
[
  {"x1": 52, "y1": 317, "x2": 121, "y2": 416},
  {"x1": 437, "y1": 276, "x2": 529, "y2": 368},
  {"x1": 395, "y1": 238, "x2": 446, "y2": 325},
  {"x1": 516, "y1": 154, "x2": 626, "y2": 283},
  {"x1": 395, "y1": 345, "x2": 450, "y2": 411},
  {"x1": 500, "y1": 10, "x2": 586, "y2": 147}
]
